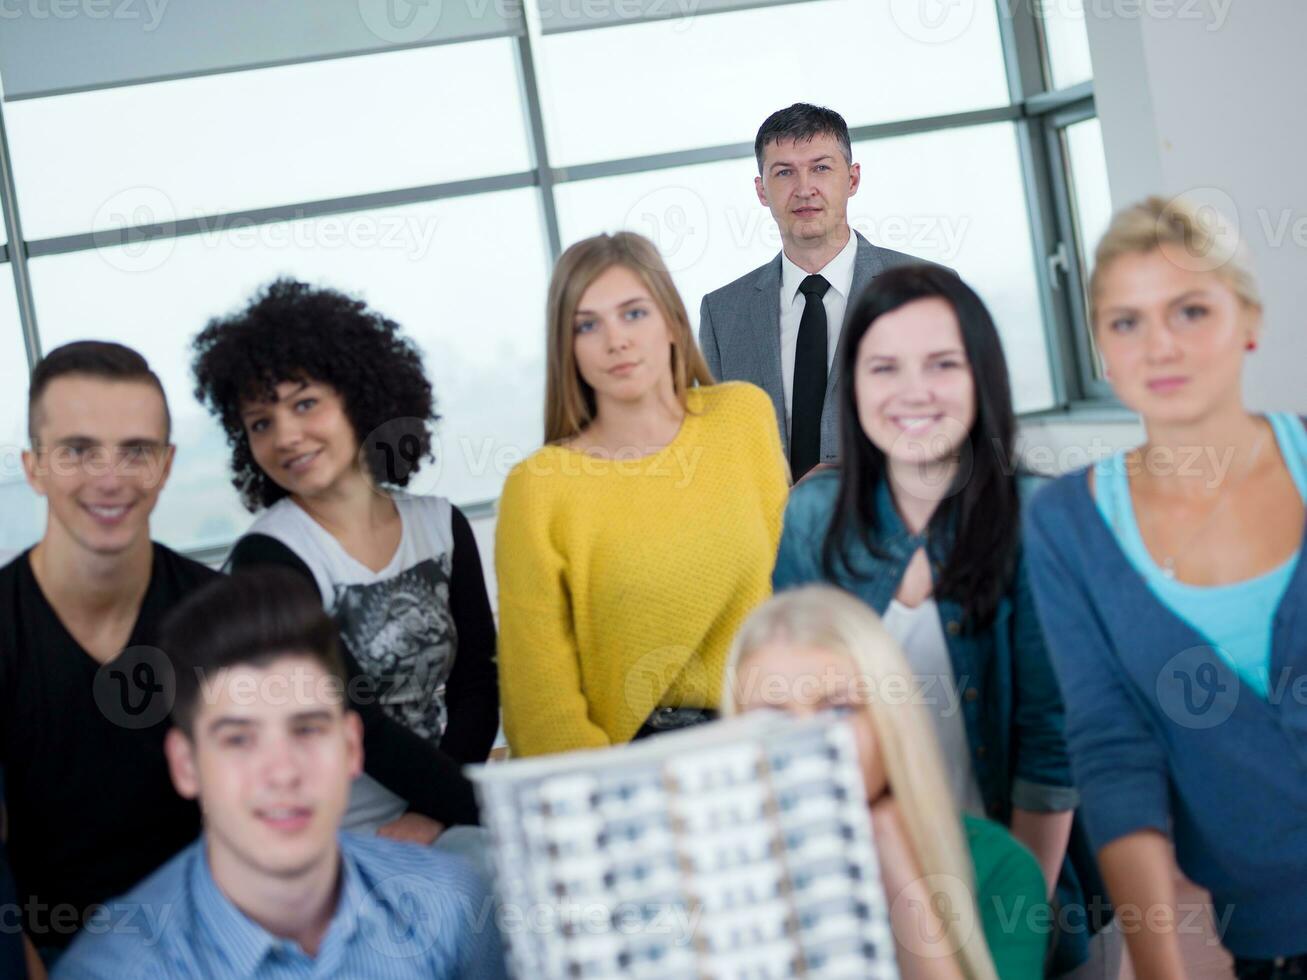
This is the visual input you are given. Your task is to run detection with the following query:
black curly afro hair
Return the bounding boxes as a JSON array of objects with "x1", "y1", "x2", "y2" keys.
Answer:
[{"x1": 191, "y1": 278, "x2": 438, "y2": 513}]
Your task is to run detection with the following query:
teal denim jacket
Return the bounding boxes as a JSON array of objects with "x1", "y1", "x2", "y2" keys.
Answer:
[{"x1": 773, "y1": 469, "x2": 1104, "y2": 971}]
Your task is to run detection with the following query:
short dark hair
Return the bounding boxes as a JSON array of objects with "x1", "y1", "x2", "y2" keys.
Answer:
[
  {"x1": 824, "y1": 264, "x2": 1020, "y2": 628},
  {"x1": 754, "y1": 103, "x2": 853, "y2": 174},
  {"x1": 28, "y1": 340, "x2": 171, "y2": 445},
  {"x1": 160, "y1": 567, "x2": 347, "y2": 737},
  {"x1": 191, "y1": 278, "x2": 438, "y2": 512}
]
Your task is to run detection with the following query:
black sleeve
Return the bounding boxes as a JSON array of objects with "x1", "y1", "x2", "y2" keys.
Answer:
[
  {"x1": 227, "y1": 534, "x2": 480, "y2": 826},
  {"x1": 439, "y1": 506, "x2": 501, "y2": 765},
  {"x1": 0, "y1": 776, "x2": 25, "y2": 979}
]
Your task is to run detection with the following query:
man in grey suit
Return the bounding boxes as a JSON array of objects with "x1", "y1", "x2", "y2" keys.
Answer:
[{"x1": 699, "y1": 103, "x2": 929, "y2": 479}]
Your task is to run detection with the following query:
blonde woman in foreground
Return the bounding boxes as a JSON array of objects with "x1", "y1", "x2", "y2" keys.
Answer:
[
  {"x1": 723, "y1": 585, "x2": 1049, "y2": 980},
  {"x1": 496, "y1": 232, "x2": 789, "y2": 757}
]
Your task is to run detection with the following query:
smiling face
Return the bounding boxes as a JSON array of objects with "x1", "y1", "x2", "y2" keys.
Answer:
[
  {"x1": 733, "y1": 642, "x2": 887, "y2": 803},
  {"x1": 571, "y1": 263, "x2": 677, "y2": 416},
  {"x1": 853, "y1": 297, "x2": 976, "y2": 470},
  {"x1": 240, "y1": 380, "x2": 361, "y2": 501},
  {"x1": 755, "y1": 134, "x2": 860, "y2": 253},
  {"x1": 23, "y1": 375, "x2": 173, "y2": 557},
  {"x1": 165, "y1": 654, "x2": 362, "y2": 886},
  {"x1": 1093, "y1": 245, "x2": 1260, "y2": 424}
]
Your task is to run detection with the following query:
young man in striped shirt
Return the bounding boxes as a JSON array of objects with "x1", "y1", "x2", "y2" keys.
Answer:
[{"x1": 54, "y1": 569, "x2": 507, "y2": 979}]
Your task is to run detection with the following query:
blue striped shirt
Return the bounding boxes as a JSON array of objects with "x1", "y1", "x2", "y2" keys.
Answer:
[{"x1": 53, "y1": 832, "x2": 508, "y2": 979}]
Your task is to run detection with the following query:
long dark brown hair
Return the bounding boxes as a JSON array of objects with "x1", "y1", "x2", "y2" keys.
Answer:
[{"x1": 822, "y1": 265, "x2": 1019, "y2": 627}]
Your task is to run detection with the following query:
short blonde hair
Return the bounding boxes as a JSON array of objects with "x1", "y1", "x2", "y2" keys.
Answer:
[
  {"x1": 1089, "y1": 194, "x2": 1261, "y2": 324},
  {"x1": 722, "y1": 586, "x2": 1000, "y2": 980},
  {"x1": 543, "y1": 232, "x2": 714, "y2": 444}
]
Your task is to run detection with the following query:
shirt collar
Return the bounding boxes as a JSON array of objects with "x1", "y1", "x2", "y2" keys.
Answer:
[
  {"x1": 189, "y1": 834, "x2": 363, "y2": 976},
  {"x1": 780, "y1": 229, "x2": 859, "y2": 305}
]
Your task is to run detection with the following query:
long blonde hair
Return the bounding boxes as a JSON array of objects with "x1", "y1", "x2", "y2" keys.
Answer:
[
  {"x1": 1089, "y1": 194, "x2": 1261, "y2": 325},
  {"x1": 543, "y1": 232, "x2": 714, "y2": 444},
  {"x1": 722, "y1": 585, "x2": 1000, "y2": 980}
]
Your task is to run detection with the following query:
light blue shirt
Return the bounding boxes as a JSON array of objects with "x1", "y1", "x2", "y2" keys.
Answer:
[
  {"x1": 1094, "y1": 412, "x2": 1307, "y2": 697},
  {"x1": 53, "y1": 832, "x2": 508, "y2": 980}
]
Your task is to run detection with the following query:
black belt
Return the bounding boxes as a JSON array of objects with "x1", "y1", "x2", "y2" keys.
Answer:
[{"x1": 632, "y1": 706, "x2": 718, "y2": 740}]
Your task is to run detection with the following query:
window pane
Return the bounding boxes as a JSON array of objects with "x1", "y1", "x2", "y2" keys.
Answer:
[
  {"x1": 28, "y1": 188, "x2": 549, "y2": 553},
  {"x1": 538, "y1": 0, "x2": 1008, "y2": 167},
  {"x1": 1040, "y1": 2, "x2": 1094, "y2": 89},
  {"x1": 850, "y1": 125, "x2": 1052, "y2": 412},
  {"x1": 7, "y1": 39, "x2": 533, "y2": 241},
  {"x1": 557, "y1": 123, "x2": 1053, "y2": 412},
  {"x1": 0, "y1": 275, "x2": 43, "y2": 555},
  {"x1": 1065, "y1": 118, "x2": 1112, "y2": 272},
  {"x1": 1064, "y1": 116, "x2": 1112, "y2": 376}
]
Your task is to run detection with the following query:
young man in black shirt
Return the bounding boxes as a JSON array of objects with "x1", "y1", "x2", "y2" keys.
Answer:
[
  {"x1": 2, "y1": 342, "x2": 481, "y2": 961},
  {"x1": 1, "y1": 341, "x2": 215, "y2": 958}
]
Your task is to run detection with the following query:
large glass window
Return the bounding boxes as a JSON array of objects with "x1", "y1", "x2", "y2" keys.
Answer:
[
  {"x1": 1064, "y1": 117, "x2": 1112, "y2": 283},
  {"x1": 537, "y1": 0, "x2": 1008, "y2": 166},
  {"x1": 0, "y1": 0, "x2": 1107, "y2": 558},
  {"x1": 6, "y1": 39, "x2": 533, "y2": 241},
  {"x1": 1038, "y1": 0, "x2": 1095, "y2": 89},
  {"x1": 0, "y1": 276, "x2": 43, "y2": 554},
  {"x1": 28, "y1": 189, "x2": 549, "y2": 552}
]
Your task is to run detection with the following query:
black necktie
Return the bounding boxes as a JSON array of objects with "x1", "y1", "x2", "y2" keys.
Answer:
[{"x1": 790, "y1": 274, "x2": 830, "y2": 480}]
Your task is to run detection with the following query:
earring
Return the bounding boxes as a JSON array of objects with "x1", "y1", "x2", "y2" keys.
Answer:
[{"x1": 1246, "y1": 339, "x2": 1258, "y2": 351}]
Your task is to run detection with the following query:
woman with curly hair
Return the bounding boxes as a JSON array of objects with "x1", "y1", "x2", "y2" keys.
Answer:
[
  {"x1": 191, "y1": 278, "x2": 498, "y2": 843},
  {"x1": 495, "y1": 232, "x2": 789, "y2": 757}
]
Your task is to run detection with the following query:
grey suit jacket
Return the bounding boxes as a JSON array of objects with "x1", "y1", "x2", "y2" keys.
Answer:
[{"x1": 698, "y1": 232, "x2": 930, "y2": 462}]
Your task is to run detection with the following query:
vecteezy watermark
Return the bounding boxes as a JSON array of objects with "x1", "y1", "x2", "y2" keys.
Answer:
[
  {"x1": 359, "y1": 417, "x2": 442, "y2": 498},
  {"x1": 359, "y1": 878, "x2": 701, "y2": 960},
  {"x1": 1157, "y1": 187, "x2": 1242, "y2": 274},
  {"x1": 888, "y1": 0, "x2": 1234, "y2": 45},
  {"x1": 722, "y1": 208, "x2": 971, "y2": 264},
  {"x1": 727, "y1": 662, "x2": 971, "y2": 718},
  {"x1": 1155, "y1": 646, "x2": 1240, "y2": 730},
  {"x1": 92, "y1": 645, "x2": 177, "y2": 730},
  {"x1": 1156, "y1": 647, "x2": 1307, "y2": 730},
  {"x1": 979, "y1": 892, "x2": 1232, "y2": 942},
  {"x1": 91, "y1": 657, "x2": 452, "y2": 730},
  {"x1": 623, "y1": 645, "x2": 713, "y2": 726},
  {"x1": 357, "y1": 0, "x2": 445, "y2": 44},
  {"x1": 357, "y1": 0, "x2": 700, "y2": 45},
  {"x1": 0, "y1": 898, "x2": 176, "y2": 946},
  {"x1": 91, "y1": 187, "x2": 441, "y2": 274},
  {"x1": 623, "y1": 186, "x2": 711, "y2": 274},
  {"x1": 0, "y1": 0, "x2": 169, "y2": 31},
  {"x1": 889, "y1": 0, "x2": 978, "y2": 45}
]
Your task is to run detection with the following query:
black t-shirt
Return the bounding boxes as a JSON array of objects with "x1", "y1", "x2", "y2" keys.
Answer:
[
  {"x1": 0, "y1": 545, "x2": 215, "y2": 949},
  {"x1": 0, "y1": 772, "x2": 27, "y2": 977}
]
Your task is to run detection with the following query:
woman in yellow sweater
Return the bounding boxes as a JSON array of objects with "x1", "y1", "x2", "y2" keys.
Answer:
[{"x1": 495, "y1": 232, "x2": 789, "y2": 757}]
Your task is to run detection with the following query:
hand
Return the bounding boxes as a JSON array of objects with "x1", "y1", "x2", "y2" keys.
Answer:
[
  {"x1": 377, "y1": 812, "x2": 445, "y2": 846},
  {"x1": 870, "y1": 796, "x2": 922, "y2": 897}
]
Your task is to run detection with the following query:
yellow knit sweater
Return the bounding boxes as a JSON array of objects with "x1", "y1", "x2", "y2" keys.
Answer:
[{"x1": 495, "y1": 382, "x2": 788, "y2": 757}]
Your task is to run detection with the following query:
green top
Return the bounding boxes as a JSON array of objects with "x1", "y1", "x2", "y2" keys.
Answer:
[{"x1": 964, "y1": 814, "x2": 1049, "y2": 980}]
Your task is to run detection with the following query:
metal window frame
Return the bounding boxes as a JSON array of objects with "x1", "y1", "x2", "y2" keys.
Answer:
[
  {"x1": 997, "y1": 1, "x2": 1112, "y2": 412},
  {"x1": 0, "y1": 0, "x2": 1112, "y2": 562}
]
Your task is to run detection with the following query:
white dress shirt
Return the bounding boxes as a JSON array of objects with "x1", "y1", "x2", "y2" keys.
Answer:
[{"x1": 778, "y1": 230, "x2": 859, "y2": 428}]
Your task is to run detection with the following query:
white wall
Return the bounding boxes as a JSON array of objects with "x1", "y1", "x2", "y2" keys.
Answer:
[{"x1": 1085, "y1": 0, "x2": 1307, "y2": 414}]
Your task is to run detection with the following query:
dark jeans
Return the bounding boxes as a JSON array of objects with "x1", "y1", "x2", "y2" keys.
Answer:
[
  {"x1": 631, "y1": 706, "x2": 718, "y2": 740},
  {"x1": 1235, "y1": 954, "x2": 1307, "y2": 979}
]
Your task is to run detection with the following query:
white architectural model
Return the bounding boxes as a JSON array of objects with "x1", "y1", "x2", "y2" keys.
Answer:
[{"x1": 471, "y1": 712, "x2": 900, "y2": 980}]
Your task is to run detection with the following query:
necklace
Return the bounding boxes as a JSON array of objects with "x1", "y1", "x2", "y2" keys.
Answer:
[{"x1": 1140, "y1": 429, "x2": 1268, "y2": 580}]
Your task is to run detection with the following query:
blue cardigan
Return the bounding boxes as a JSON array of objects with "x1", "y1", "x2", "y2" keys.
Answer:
[
  {"x1": 1025, "y1": 468, "x2": 1307, "y2": 958},
  {"x1": 775, "y1": 469, "x2": 1104, "y2": 971}
]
